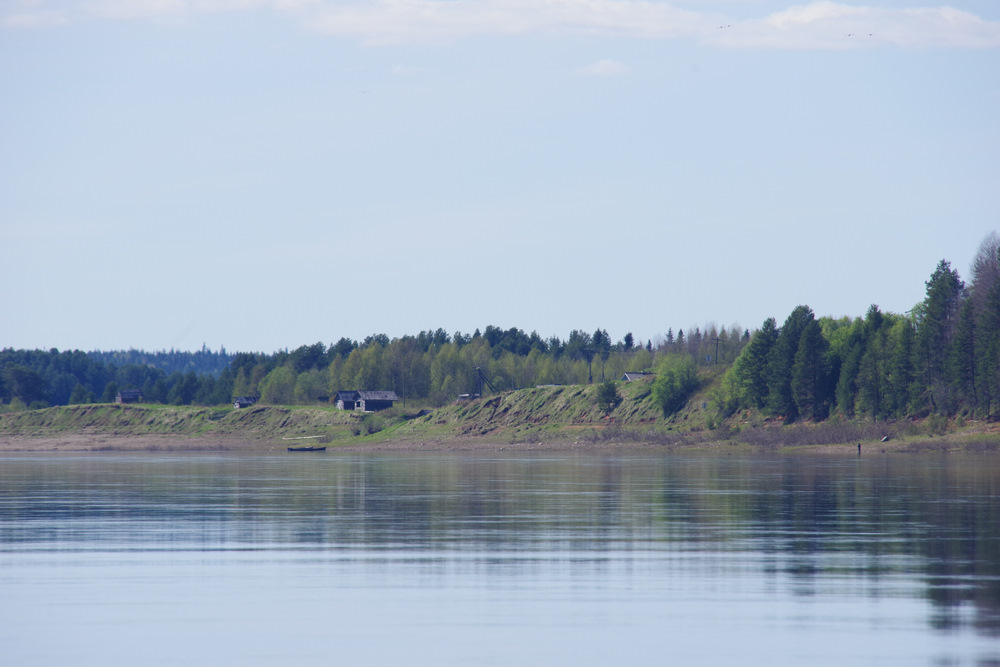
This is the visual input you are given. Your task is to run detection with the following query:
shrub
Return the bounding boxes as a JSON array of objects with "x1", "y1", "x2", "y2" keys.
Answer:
[
  {"x1": 596, "y1": 381, "x2": 623, "y2": 414},
  {"x1": 651, "y1": 355, "x2": 698, "y2": 417}
]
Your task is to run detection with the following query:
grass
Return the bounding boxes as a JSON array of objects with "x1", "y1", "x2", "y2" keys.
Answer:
[{"x1": 2, "y1": 381, "x2": 999, "y2": 453}]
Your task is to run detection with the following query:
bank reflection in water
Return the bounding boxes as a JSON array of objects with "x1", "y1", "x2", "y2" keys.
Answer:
[{"x1": 1, "y1": 452, "x2": 998, "y2": 641}]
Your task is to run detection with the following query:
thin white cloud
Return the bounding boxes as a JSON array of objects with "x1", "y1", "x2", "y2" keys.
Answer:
[
  {"x1": 306, "y1": 0, "x2": 709, "y2": 45},
  {"x1": 2, "y1": 0, "x2": 998, "y2": 50},
  {"x1": 83, "y1": 0, "x2": 187, "y2": 21},
  {"x1": 2, "y1": 9, "x2": 67, "y2": 26},
  {"x1": 0, "y1": 0, "x2": 66, "y2": 26},
  {"x1": 705, "y1": 2, "x2": 1000, "y2": 49},
  {"x1": 579, "y1": 59, "x2": 630, "y2": 76},
  {"x1": 391, "y1": 63, "x2": 421, "y2": 75}
]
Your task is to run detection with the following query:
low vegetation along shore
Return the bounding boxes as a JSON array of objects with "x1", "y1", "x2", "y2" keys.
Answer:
[{"x1": 1, "y1": 379, "x2": 997, "y2": 454}]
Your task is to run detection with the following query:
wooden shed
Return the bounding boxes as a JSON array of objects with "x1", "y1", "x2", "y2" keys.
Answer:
[
  {"x1": 335, "y1": 390, "x2": 360, "y2": 410},
  {"x1": 116, "y1": 388, "x2": 144, "y2": 404},
  {"x1": 356, "y1": 390, "x2": 399, "y2": 412},
  {"x1": 233, "y1": 396, "x2": 259, "y2": 409}
]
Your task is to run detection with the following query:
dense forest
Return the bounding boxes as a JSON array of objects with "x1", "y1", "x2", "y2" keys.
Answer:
[{"x1": 2, "y1": 234, "x2": 998, "y2": 424}]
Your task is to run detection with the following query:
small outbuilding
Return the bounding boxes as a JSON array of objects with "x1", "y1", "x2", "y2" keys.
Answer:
[
  {"x1": 356, "y1": 390, "x2": 399, "y2": 412},
  {"x1": 335, "y1": 390, "x2": 399, "y2": 411},
  {"x1": 335, "y1": 390, "x2": 360, "y2": 410},
  {"x1": 233, "y1": 396, "x2": 259, "y2": 409},
  {"x1": 116, "y1": 388, "x2": 144, "y2": 404}
]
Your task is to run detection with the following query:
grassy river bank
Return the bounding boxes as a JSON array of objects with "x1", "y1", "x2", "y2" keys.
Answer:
[{"x1": 2, "y1": 380, "x2": 998, "y2": 454}]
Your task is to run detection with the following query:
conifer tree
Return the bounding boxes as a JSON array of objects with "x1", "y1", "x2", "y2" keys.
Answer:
[
  {"x1": 887, "y1": 319, "x2": 916, "y2": 416},
  {"x1": 791, "y1": 318, "x2": 831, "y2": 420},
  {"x1": 948, "y1": 298, "x2": 978, "y2": 412},
  {"x1": 913, "y1": 260, "x2": 964, "y2": 414},
  {"x1": 976, "y1": 271, "x2": 1000, "y2": 416},
  {"x1": 766, "y1": 305, "x2": 815, "y2": 421},
  {"x1": 731, "y1": 317, "x2": 777, "y2": 409}
]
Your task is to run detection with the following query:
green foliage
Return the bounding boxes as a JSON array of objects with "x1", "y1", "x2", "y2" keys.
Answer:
[
  {"x1": 708, "y1": 368, "x2": 742, "y2": 421},
  {"x1": 359, "y1": 412, "x2": 386, "y2": 435},
  {"x1": 730, "y1": 317, "x2": 777, "y2": 409},
  {"x1": 596, "y1": 380, "x2": 623, "y2": 414},
  {"x1": 791, "y1": 318, "x2": 832, "y2": 420},
  {"x1": 69, "y1": 383, "x2": 95, "y2": 405},
  {"x1": 5, "y1": 238, "x2": 1000, "y2": 422},
  {"x1": 1, "y1": 364, "x2": 48, "y2": 406},
  {"x1": 651, "y1": 355, "x2": 698, "y2": 417},
  {"x1": 258, "y1": 367, "x2": 296, "y2": 404},
  {"x1": 167, "y1": 372, "x2": 200, "y2": 406},
  {"x1": 914, "y1": 259, "x2": 964, "y2": 413},
  {"x1": 977, "y1": 267, "x2": 1000, "y2": 415},
  {"x1": 766, "y1": 305, "x2": 815, "y2": 421},
  {"x1": 101, "y1": 381, "x2": 118, "y2": 403}
]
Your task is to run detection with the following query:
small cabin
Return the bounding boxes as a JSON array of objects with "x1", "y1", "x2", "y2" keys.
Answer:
[
  {"x1": 116, "y1": 388, "x2": 144, "y2": 404},
  {"x1": 621, "y1": 372, "x2": 653, "y2": 382},
  {"x1": 233, "y1": 396, "x2": 259, "y2": 409},
  {"x1": 335, "y1": 390, "x2": 360, "y2": 410},
  {"x1": 357, "y1": 390, "x2": 398, "y2": 412},
  {"x1": 335, "y1": 390, "x2": 399, "y2": 411}
]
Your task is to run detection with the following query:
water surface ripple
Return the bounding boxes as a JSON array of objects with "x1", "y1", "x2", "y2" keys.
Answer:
[{"x1": 1, "y1": 451, "x2": 998, "y2": 666}]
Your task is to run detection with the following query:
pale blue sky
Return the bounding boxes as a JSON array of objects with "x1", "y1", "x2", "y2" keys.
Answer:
[{"x1": 2, "y1": 0, "x2": 998, "y2": 353}]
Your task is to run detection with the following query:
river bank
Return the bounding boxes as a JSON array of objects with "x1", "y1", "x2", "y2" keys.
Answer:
[
  {"x1": 2, "y1": 429, "x2": 997, "y2": 455},
  {"x1": 2, "y1": 401, "x2": 998, "y2": 455}
]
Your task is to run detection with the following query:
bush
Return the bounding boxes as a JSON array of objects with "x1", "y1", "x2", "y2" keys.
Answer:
[
  {"x1": 596, "y1": 381, "x2": 623, "y2": 414},
  {"x1": 651, "y1": 355, "x2": 699, "y2": 417},
  {"x1": 361, "y1": 413, "x2": 386, "y2": 435}
]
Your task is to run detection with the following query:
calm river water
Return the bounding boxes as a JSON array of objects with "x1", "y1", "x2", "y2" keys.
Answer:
[{"x1": 1, "y1": 451, "x2": 998, "y2": 666}]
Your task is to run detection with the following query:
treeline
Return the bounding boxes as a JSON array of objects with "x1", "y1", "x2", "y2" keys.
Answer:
[
  {"x1": 87, "y1": 345, "x2": 234, "y2": 378},
  {"x1": 3, "y1": 234, "x2": 996, "y2": 419},
  {"x1": 0, "y1": 348, "x2": 235, "y2": 410},
  {"x1": 0, "y1": 324, "x2": 743, "y2": 410},
  {"x1": 227, "y1": 324, "x2": 746, "y2": 406},
  {"x1": 714, "y1": 234, "x2": 1000, "y2": 422}
]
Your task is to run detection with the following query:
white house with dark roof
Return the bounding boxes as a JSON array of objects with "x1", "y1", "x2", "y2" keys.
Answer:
[
  {"x1": 356, "y1": 390, "x2": 398, "y2": 412},
  {"x1": 336, "y1": 390, "x2": 398, "y2": 411}
]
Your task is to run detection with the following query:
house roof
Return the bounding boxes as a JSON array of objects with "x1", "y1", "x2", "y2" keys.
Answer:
[
  {"x1": 621, "y1": 372, "x2": 653, "y2": 382},
  {"x1": 335, "y1": 390, "x2": 360, "y2": 400},
  {"x1": 358, "y1": 390, "x2": 398, "y2": 401}
]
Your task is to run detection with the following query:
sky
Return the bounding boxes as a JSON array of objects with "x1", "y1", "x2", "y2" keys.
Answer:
[{"x1": 2, "y1": 0, "x2": 998, "y2": 354}]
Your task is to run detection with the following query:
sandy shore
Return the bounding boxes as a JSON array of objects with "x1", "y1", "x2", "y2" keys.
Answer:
[
  {"x1": 0, "y1": 433, "x2": 676, "y2": 453},
  {"x1": 0, "y1": 434, "x2": 277, "y2": 452},
  {"x1": 2, "y1": 432, "x2": 995, "y2": 455}
]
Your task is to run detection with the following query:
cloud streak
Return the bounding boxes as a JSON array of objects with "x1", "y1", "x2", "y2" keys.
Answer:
[
  {"x1": 579, "y1": 59, "x2": 630, "y2": 76},
  {"x1": 3, "y1": 0, "x2": 999, "y2": 49}
]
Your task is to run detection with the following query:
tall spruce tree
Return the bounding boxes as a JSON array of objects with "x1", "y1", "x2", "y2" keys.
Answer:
[
  {"x1": 913, "y1": 260, "x2": 964, "y2": 414},
  {"x1": 791, "y1": 318, "x2": 831, "y2": 420},
  {"x1": 833, "y1": 320, "x2": 865, "y2": 417},
  {"x1": 948, "y1": 298, "x2": 978, "y2": 412},
  {"x1": 977, "y1": 270, "x2": 1000, "y2": 416},
  {"x1": 731, "y1": 317, "x2": 778, "y2": 409},
  {"x1": 766, "y1": 305, "x2": 815, "y2": 421},
  {"x1": 887, "y1": 318, "x2": 916, "y2": 416}
]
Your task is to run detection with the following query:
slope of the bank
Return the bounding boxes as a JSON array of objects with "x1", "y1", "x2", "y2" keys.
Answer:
[
  {"x1": 2, "y1": 376, "x2": 999, "y2": 453},
  {"x1": 0, "y1": 403, "x2": 361, "y2": 450}
]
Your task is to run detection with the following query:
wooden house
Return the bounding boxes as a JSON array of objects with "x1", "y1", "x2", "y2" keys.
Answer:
[
  {"x1": 233, "y1": 396, "x2": 259, "y2": 409},
  {"x1": 335, "y1": 390, "x2": 399, "y2": 411},
  {"x1": 335, "y1": 390, "x2": 360, "y2": 410},
  {"x1": 356, "y1": 390, "x2": 398, "y2": 412},
  {"x1": 116, "y1": 388, "x2": 144, "y2": 404}
]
